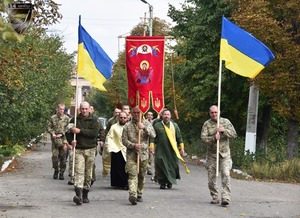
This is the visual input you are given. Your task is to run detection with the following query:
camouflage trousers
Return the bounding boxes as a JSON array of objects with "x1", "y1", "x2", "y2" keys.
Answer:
[
  {"x1": 147, "y1": 152, "x2": 155, "y2": 173},
  {"x1": 74, "y1": 147, "x2": 96, "y2": 190},
  {"x1": 102, "y1": 146, "x2": 111, "y2": 177},
  {"x1": 206, "y1": 155, "x2": 232, "y2": 200},
  {"x1": 51, "y1": 143, "x2": 66, "y2": 172},
  {"x1": 68, "y1": 150, "x2": 74, "y2": 177},
  {"x1": 125, "y1": 157, "x2": 148, "y2": 197}
]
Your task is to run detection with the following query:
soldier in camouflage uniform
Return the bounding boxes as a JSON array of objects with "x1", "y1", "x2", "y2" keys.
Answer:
[
  {"x1": 122, "y1": 106, "x2": 156, "y2": 205},
  {"x1": 201, "y1": 105, "x2": 237, "y2": 206},
  {"x1": 47, "y1": 103, "x2": 70, "y2": 180},
  {"x1": 67, "y1": 101, "x2": 100, "y2": 206}
]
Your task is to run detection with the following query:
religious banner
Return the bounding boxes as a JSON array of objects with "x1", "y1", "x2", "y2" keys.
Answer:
[{"x1": 126, "y1": 36, "x2": 165, "y2": 114}]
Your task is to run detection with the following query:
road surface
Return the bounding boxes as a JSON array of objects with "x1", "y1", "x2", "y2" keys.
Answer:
[{"x1": 0, "y1": 139, "x2": 299, "y2": 218}]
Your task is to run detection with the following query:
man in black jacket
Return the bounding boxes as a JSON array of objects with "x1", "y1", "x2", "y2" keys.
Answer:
[{"x1": 67, "y1": 101, "x2": 100, "y2": 205}]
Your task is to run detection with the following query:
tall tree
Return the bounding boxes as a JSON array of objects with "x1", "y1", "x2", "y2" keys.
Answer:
[
  {"x1": 0, "y1": 30, "x2": 74, "y2": 145},
  {"x1": 168, "y1": 0, "x2": 250, "y2": 145},
  {"x1": 0, "y1": 0, "x2": 62, "y2": 42},
  {"x1": 231, "y1": 0, "x2": 300, "y2": 158}
]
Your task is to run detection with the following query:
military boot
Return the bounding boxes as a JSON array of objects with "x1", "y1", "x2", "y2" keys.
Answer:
[
  {"x1": 82, "y1": 189, "x2": 90, "y2": 203},
  {"x1": 53, "y1": 170, "x2": 59, "y2": 179},
  {"x1": 73, "y1": 187, "x2": 82, "y2": 205},
  {"x1": 59, "y1": 172, "x2": 64, "y2": 180}
]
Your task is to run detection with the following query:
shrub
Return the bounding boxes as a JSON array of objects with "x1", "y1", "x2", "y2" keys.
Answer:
[{"x1": 0, "y1": 144, "x2": 25, "y2": 157}]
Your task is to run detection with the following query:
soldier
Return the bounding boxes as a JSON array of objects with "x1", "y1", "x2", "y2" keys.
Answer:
[
  {"x1": 201, "y1": 105, "x2": 237, "y2": 206},
  {"x1": 67, "y1": 101, "x2": 100, "y2": 205},
  {"x1": 47, "y1": 103, "x2": 70, "y2": 180},
  {"x1": 122, "y1": 106, "x2": 156, "y2": 205},
  {"x1": 122, "y1": 104, "x2": 131, "y2": 120}
]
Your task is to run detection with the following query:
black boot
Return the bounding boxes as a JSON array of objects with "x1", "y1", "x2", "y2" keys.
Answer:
[
  {"x1": 73, "y1": 187, "x2": 82, "y2": 205},
  {"x1": 59, "y1": 172, "x2": 64, "y2": 180},
  {"x1": 82, "y1": 189, "x2": 90, "y2": 203},
  {"x1": 53, "y1": 170, "x2": 59, "y2": 179}
]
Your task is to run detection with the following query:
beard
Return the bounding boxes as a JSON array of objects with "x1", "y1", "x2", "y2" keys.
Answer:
[{"x1": 120, "y1": 121, "x2": 126, "y2": 125}]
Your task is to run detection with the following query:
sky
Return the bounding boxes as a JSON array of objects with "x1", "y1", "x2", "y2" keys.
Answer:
[{"x1": 49, "y1": 0, "x2": 185, "y2": 61}]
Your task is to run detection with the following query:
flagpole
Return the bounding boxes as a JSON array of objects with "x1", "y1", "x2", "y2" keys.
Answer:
[
  {"x1": 72, "y1": 71, "x2": 79, "y2": 178},
  {"x1": 216, "y1": 59, "x2": 222, "y2": 177},
  {"x1": 136, "y1": 92, "x2": 141, "y2": 174},
  {"x1": 72, "y1": 15, "x2": 81, "y2": 178}
]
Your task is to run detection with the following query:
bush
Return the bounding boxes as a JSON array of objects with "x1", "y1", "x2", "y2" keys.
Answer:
[
  {"x1": 185, "y1": 138, "x2": 206, "y2": 159},
  {"x1": 0, "y1": 144, "x2": 25, "y2": 157},
  {"x1": 230, "y1": 137, "x2": 255, "y2": 169},
  {"x1": 229, "y1": 136, "x2": 300, "y2": 183}
]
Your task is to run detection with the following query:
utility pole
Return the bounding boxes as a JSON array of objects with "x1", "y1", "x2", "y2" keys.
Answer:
[
  {"x1": 245, "y1": 83, "x2": 259, "y2": 154},
  {"x1": 141, "y1": 12, "x2": 147, "y2": 36},
  {"x1": 140, "y1": 0, "x2": 153, "y2": 36}
]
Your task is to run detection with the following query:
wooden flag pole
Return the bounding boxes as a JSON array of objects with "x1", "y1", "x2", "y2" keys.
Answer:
[
  {"x1": 170, "y1": 52, "x2": 179, "y2": 120},
  {"x1": 136, "y1": 92, "x2": 142, "y2": 175},
  {"x1": 137, "y1": 115, "x2": 141, "y2": 175},
  {"x1": 71, "y1": 71, "x2": 80, "y2": 178}
]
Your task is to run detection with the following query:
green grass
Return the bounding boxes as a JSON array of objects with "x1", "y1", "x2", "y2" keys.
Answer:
[
  {"x1": 187, "y1": 136, "x2": 300, "y2": 184},
  {"x1": 246, "y1": 159, "x2": 300, "y2": 183}
]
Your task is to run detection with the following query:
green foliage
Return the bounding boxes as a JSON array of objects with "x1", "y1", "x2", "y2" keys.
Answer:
[
  {"x1": 0, "y1": 0, "x2": 62, "y2": 41},
  {"x1": 184, "y1": 137, "x2": 207, "y2": 160},
  {"x1": 230, "y1": 134, "x2": 300, "y2": 182},
  {"x1": 85, "y1": 88, "x2": 115, "y2": 119},
  {"x1": 0, "y1": 144, "x2": 25, "y2": 157},
  {"x1": 167, "y1": 0, "x2": 250, "y2": 150},
  {"x1": 0, "y1": 29, "x2": 75, "y2": 145}
]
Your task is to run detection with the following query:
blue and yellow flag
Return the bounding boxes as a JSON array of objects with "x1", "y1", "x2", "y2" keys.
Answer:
[
  {"x1": 78, "y1": 16, "x2": 113, "y2": 91},
  {"x1": 220, "y1": 16, "x2": 275, "y2": 78}
]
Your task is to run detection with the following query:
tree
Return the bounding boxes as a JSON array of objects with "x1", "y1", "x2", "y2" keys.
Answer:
[
  {"x1": 0, "y1": 0, "x2": 62, "y2": 42},
  {"x1": 167, "y1": 0, "x2": 250, "y2": 148},
  {"x1": 0, "y1": 30, "x2": 74, "y2": 145},
  {"x1": 0, "y1": 1, "x2": 75, "y2": 145},
  {"x1": 231, "y1": 0, "x2": 300, "y2": 159}
]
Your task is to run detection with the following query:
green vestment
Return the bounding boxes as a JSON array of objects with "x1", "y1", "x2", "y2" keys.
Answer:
[{"x1": 153, "y1": 121, "x2": 183, "y2": 185}]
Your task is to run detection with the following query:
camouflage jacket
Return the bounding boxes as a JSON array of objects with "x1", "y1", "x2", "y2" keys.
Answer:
[
  {"x1": 105, "y1": 116, "x2": 118, "y2": 136},
  {"x1": 201, "y1": 117, "x2": 237, "y2": 158},
  {"x1": 47, "y1": 114, "x2": 70, "y2": 144},
  {"x1": 122, "y1": 119, "x2": 156, "y2": 161}
]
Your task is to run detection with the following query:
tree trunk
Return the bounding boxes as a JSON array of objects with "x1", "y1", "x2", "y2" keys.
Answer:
[
  {"x1": 287, "y1": 119, "x2": 299, "y2": 159},
  {"x1": 257, "y1": 105, "x2": 272, "y2": 150}
]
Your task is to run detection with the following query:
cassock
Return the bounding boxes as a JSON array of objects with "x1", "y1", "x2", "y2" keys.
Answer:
[{"x1": 106, "y1": 122, "x2": 128, "y2": 188}]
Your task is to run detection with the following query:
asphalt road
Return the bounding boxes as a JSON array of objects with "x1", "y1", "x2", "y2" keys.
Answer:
[{"x1": 0, "y1": 138, "x2": 299, "y2": 218}]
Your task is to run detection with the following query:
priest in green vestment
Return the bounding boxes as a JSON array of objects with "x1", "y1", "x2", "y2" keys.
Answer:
[{"x1": 150, "y1": 109, "x2": 189, "y2": 189}]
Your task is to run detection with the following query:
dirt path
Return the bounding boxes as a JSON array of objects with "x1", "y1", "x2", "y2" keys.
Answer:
[{"x1": 0, "y1": 139, "x2": 299, "y2": 218}]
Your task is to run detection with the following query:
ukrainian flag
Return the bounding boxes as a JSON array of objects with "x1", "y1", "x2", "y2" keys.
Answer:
[
  {"x1": 220, "y1": 16, "x2": 275, "y2": 78},
  {"x1": 77, "y1": 16, "x2": 113, "y2": 91}
]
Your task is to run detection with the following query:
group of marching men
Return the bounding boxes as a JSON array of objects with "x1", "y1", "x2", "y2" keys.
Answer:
[{"x1": 47, "y1": 101, "x2": 237, "y2": 206}]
